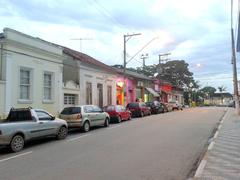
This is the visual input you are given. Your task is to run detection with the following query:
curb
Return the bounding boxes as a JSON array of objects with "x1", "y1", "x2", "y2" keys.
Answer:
[{"x1": 193, "y1": 108, "x2": 229, "y2": 179}]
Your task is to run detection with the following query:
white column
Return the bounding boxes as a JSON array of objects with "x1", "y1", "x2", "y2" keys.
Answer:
[
  {"x1": 77, "y1": 61, "x2": 81, "y2": 105},
  {"x1": 58, "y1": 65, "x2": 63, "y2": 113},
  {"x1": 5, "y1": 53, "x2": 12, "y2": 114}
]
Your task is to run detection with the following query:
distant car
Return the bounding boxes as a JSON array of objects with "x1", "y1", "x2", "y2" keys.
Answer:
[
  {"x1": 59, "y1": 105, "x2": 110, "y2": 132},
  {"x1": 126, "y1": 102, "x2": 151, "y2": 117},
  {"x1": 168, "y1": 101, "x2": 183, "y2": 111},
  {"x1": 0, "y1": 107, "x2": 68, "y2": 152},
  {"x1": 103, "y1": 105, "x2": 131, "y2": 123},
  {"x1": 160, "y1": 102, "x2": 169, "y2": 112},
  {"x1": 146, "y1": 101, "x2": 165, "y2": 114}
]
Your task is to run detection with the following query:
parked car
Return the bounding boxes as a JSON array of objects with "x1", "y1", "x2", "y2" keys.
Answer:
[
  {"x1": 103, "y1": 105, "x2": 131, "y2": 123},
  {"x1": 126, "y1": 102, "x2": 151, "y2": 117},
  {"x1": 0, "y1": 107, "x2": 68, "y2": 152},
  {"x1": 168, "y1": 101, "x2": 183, "y2": 111},
  {"x1": 160, "y1": 102, "x2": 169, "y2": 112},
  {"x1": 146, "y1": 101, "x2": 165, "y2": 114},
  {"x1": 59, "y1": 105, "x2": 110, "y2": 132}
]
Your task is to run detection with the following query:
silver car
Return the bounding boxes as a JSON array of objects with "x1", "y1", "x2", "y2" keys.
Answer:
[
  {"x1": 59, "y1": 105, "x2": 110, "y2": 132},
  {"x1": 0, "y1": 108, "x2": 68, "y2": 152}
]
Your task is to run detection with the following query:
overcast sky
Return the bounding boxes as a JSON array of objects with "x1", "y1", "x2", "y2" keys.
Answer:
[{"x1": 0, "y1": 0, "x2": 239, "y2": 92}]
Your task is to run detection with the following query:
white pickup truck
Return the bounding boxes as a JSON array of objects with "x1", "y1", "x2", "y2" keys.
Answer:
[{"x1": 0, "y1": 107, "x2": 68, "y2": 152}]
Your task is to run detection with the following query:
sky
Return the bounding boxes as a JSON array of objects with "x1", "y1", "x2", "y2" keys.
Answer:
[{"x1": 0, "y1": 0, "x2": 239, "y2": 93}]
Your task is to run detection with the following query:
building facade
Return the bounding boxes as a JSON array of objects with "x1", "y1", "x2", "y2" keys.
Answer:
[
  {"x1": 0, "y1": 28, "x2": 63, "y2": 117},
  {"x1": 63, "y1": 48, "x2": 116, "y2": 108}
]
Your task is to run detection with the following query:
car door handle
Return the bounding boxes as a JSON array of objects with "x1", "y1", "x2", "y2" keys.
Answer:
[{"x1": 38, "y1": 122, "x2": 44, "y2": 124}]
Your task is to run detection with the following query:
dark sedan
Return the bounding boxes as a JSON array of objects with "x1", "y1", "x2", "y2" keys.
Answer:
[{"x1": 146, "y1": 101, "x2": 165, "y2": 114}]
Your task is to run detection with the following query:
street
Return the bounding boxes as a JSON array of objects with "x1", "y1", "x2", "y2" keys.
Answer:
[{"x1": 0, "y1": 107, "x2": 225, "y2": 180}]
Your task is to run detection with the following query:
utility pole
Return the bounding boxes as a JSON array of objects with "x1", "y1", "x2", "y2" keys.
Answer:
[
  {"x1": 231, "y1": 0, "x2": 240, "y2": 115},
  {"x1": 70, "y1": 38, "x2": 92, "y2": 52},
  {"x1": 158, "y1": 53, "x2": 171, "y2": 74},
  {"x1": 140, "y1": 53, "x2": 148, "y2": 67},
  {"x1": 123, "y1": 33, "x2": 141, "y2": 76},
  {"x1": 123, "y1": 33, "x2": 141, "y2": 105}
]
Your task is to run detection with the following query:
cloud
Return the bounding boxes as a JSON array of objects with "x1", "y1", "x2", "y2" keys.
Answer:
[{"x1": 0, "y1": 0, "x2": 236, "y2": 92}]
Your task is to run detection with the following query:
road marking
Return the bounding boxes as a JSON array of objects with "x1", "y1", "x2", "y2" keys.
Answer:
[
  {"x1": 0, "y1": 151, "x2": 33, "y2": 163},
  {"x1": 194, "y1": 160, "x2": 207, "y2": 178},
  {"x1": 218, "y1": 124, "x2": 222, "y2": 130},
  {"x1": 208, "y1": 141, "x2": 215, "y2": 150},
  {"x1": 67, "y1": 134, "x2": 90, "y2": 142},
  {"x1": 214, "y1": 131, "x2": 219, "y2": 139}
]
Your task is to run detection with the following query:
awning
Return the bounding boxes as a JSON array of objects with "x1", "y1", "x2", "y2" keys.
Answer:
[{"x1": 145, "y1": 87, "x2": 160, "y2": 97}]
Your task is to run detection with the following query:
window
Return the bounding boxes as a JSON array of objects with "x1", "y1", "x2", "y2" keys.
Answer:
[
  {"x1": 20, "y1": 68, "x2": 31, "y2": 100},
  {"x1": 86, "y1": 82, "x2": 92, "y2": 104},
  {"x1": 64, "y1": 94, "x2": 76, "y2": 105},
  {"x1": 35, "y1": 110, "x2": 52, "y2": 121},
  {"x1": 84, "y1": 106, "x2": 93, "y2": 113},
  {"x1": 43, "y1": 72, "x2": 53, "y2": 101},
  {"x1": 7, "y1": 110, "x2": 32, "y2": 122},
  {"x1": 60, "y1": 107, "x2": 81, "y2": 115},
  {"x1": 107, "y1": 86, "x2": 112, "y2": 105},
  {"x1": 104, "y1": 105, "x2": 115, "y2": 112},
  {"x1": 92, "y1": 105, "x2": 102, "y2": 113},
  {"x1": 97, "y1": 83, "x2": 103, "y2": 107}
]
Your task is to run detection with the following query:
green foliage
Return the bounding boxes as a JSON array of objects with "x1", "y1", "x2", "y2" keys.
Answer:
[
  {"x1": 136, "y1": 60, "x2": 196, "y2": 88},
  {"x1": 199, "y1": 86, "x2": 216, "y2": 98},
  {"x1": 218, "y1": 85, "x2": 226, "y2": 92},
  {"x1": 160, "y1": 60, "x2": 195, "y2": 87},
  {"x1": 113, "y1": 60, "x2": 197, "y2": 89}
]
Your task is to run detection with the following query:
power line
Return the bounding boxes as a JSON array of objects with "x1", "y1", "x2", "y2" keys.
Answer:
[{"x1": 86, "y1": 0, "x2": 128, "y2": 29}]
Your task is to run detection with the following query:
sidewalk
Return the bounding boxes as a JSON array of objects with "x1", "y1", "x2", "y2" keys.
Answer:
[{"x1": 194, "y1": 108, "x2": 240, "y2": 180}]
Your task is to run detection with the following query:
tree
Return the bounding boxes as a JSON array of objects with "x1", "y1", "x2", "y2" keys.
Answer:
[
  {"x1": 136, "y1": 60, "x2": 196, "y2": 88},
  {"x1": 218, "y1": 86, "x2": 227, "y2": 104},
  {"x1": 200, "y1": 86, "x2": 216, "y2": 104},
  {"x1": 218, "y1": 85, "x2": 226, "y2": 93}
]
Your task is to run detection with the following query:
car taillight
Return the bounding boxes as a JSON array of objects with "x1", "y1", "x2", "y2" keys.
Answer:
[{"x1": 76, "y1": 114, "x2": 82, "y2": 119}]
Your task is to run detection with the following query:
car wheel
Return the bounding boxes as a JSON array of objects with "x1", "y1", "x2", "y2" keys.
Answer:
[
  {"x1": 10, "y1": 134, "x2": 24, "y2": 152},
  {"x1": 104, "y1": 118, "x2": 109, "y2": 127},
  {"x1": 117, "y1": 116, "x2": 122, "y2": 123},
  {"x1": 83, "y1": 121, "x2": 90, "y2": 132},
  {"x1": 128, "y1": 114, "x2": 132, "y2": 120},
  {"x1": 57, "y1": 126, "x2": 68, "y2": 140}
]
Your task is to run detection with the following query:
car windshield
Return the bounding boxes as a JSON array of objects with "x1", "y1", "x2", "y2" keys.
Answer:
[
  {"x1": 146, "y1": 102, "x2": 153, "y2": 106},
  {"x1": 103, "y1": 106, "x2": 115, "y2": 111},
  {"x1": 127, "y1": 103, "x2": 139, "y2": 108},
  {"x1": 61, "y1": 107, "x2": 81, "y2": 115}
]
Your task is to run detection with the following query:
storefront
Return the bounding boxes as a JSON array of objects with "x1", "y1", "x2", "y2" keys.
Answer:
[
  {"x1": 144, "y1": 87, "x2": 160, "y2": 102},
  {"x1": 160, "y1": 83, "x2": 172, "y2": 103},
  {"x1": 116, "y1": 80, "x2": 124, "y2": 105}
]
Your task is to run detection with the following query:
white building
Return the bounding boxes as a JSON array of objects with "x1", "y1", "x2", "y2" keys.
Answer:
[
  {"x1": 0, "y1": 28, "x2": 63, "y2": 118},
  {"x1": 62, "y1": 48, "x2": 116, "y2": 108},
  {"x1": 0, "y1": 28, "x2": 117, "y2": 119}
]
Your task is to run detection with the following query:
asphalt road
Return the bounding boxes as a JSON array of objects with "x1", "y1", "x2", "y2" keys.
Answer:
[{"x1": 0, "y1": 107, "x2": 226, "y2": 180}]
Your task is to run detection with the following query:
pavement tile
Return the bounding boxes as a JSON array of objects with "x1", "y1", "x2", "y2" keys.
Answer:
[{"x1": 195, "y1": 108, "x2": 240, "y2": 180}]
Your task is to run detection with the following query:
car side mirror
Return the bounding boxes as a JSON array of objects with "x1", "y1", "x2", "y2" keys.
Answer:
[{"x1": 51, "y1": 116, "x2": 56, "y2": 120}]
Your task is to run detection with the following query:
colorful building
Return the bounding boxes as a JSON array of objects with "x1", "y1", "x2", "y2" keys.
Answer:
[{"x1": 114, "y1": 67, "x2": 159, "y2": 105}]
